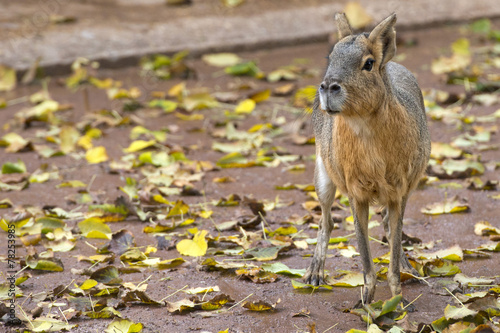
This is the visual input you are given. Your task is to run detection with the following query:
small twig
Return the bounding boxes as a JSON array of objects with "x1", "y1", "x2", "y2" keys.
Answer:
[
  {"x1": 369, "y1": 236, "x2": 387, "y2": 246},
  {"x1": 228, "y1": 293, "x2": 253, "y2": 311},
  {"x1": 84, "y1": 241, "x2": 98, "y2": 250},
  {"x1": 55, "y1": 279, "x2": 75, "y2": 297},
  {"x1": 58, "y1": 306, "x2": 68, "y2": 324},
  {"x1": 17, "y1": 304, "x2": 33, "y2": 328},
  {"x1": 261, "y1": 221, "x2": 267, "y2": 240},
  {"x1": 6, "y1": 95, "x2": 29, "y2": 106},
  {"x1": 403, "y1": 293, "x2": 422, "y2": 310},
  {"x1": 87, "y1": 174, "x2": 97, "y2": 192},
  {"x1": 89, "y1": 294, "x2": 95, "y2": 312},
  {"x1": 137, "y1": 274, "x2": 152, "y2": 288},
  {"x1": 444, "y1": 287, "x2": 465, "y2": 307},
  {"x1": 14, "y1": 265, "x2": 29, "y2": 276},
  {"x1": 160, "y1": 285, "x2": 188, "y2": 302},
  {"x1": 291, "y1": 228, "x2": 304, "y2": 239},
  {"x1": 323, "y1": 322, "x2": 339, "y2": 333},
  {"x1": 258, "y1": 212, "x2": 273, "y2": 232}
]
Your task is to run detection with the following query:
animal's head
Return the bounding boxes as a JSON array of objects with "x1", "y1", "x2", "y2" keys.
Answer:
[{"x1": 318, "y1": 13, "x2": 397, "y2": 116}]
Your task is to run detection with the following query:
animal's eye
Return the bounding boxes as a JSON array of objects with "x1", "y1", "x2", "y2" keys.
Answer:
[{"x1": 362, "y1": 59, "x2": 375, "y2": 71}]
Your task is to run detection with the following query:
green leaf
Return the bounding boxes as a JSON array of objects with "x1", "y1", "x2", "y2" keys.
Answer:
[
  {"x1": 470, "y1": 18, "x2": 491, "y2": 33},
  {"x1": 379, "y1": 294, "x2": 402, "y2": 316},
  {"x1": 291, "y1": 279, "x2": 333, "y2": 290},
  {"x1": 26, "y1": 256, "x2": 64, "y2": 272},
  {"x1": 90, "y1": 266, "x2": 122, "y2": 285},
  {"x1": 444, "y1": 304, "x2": 478, "y2": 320},
  {"x1": 260, "y1": 262, "x2": 306, "y2": 278},
  {"x1": 148, "y1": 99, "x2": 177, "y2": 113},
  {"x1": 78, "y1": 217, "x2": 112, "y2": 239},
  {"x1": 225, "y1": 61, "x2": 263, "y2": 78},
  {"x1": 2, "y1": 160, "x2": 27, "y2": 174},
  {"x1": 245, "y1": 245, "x2": 285, "y2": 261}
]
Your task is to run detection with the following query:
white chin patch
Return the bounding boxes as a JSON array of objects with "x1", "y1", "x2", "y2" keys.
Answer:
[{"x1": 319, "y1": 93, "x2": 327, "y2": 111}]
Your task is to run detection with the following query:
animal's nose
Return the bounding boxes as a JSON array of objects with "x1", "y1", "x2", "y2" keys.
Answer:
[
  {"x1": 329, "y1": 83, "x2": 341, "y2": 92},
  {"x1": 319, "y1": 81, "x2": 342, "y2": 94}
]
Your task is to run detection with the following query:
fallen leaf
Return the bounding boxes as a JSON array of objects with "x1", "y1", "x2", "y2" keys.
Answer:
[
  {"x1": 105, "y1": 318, "x2": 143, "y2": 333},
  {"x1": 474, "y1": 221, "x2": 500, "y2": 236},
  {"x1": 202, "y1": 53, "x2": 242, "y2": 67},
  {"x1": 78, "y1": 218, "x2": 112, "y2": 239},
  {"x1": 0, "y1": 65, "x2": 16, "y2": 91},
  {"x1": 260, "y1": 262, "x2": 306, "y2": 278},
  {"x1": 344, "y1": 2, "x2": 372, "y2": 30},
  {"x1": 236, "y1": 267, "x2": 278, "y2": 283},
  {"x1": 421, "y1": 196, "x2": 470, "y2": 215},
  {"x1": 86, "y1": 146, "x2": 109, "y2": 164},
  {"x1": 242, "y1": 298, "x2": 280, "y2": 311},
  {"x1": 176, "y1": 230, "x2": 208, "y2": 257},
  {"x1": 234, "y1": 99, "x2": 256, "y2": 114}
]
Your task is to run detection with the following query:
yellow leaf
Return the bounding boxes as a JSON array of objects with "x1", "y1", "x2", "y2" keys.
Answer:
[
  {"x1": 249, "y1": 89, "x2": 271, "y2": 103},
  {"x1": 175, "y1": 113, "x2": 204, "y2": 121},
  {"x1": 78, "y1": 218, "x2": 112, "y2": 239},
  {"x1": 77, "y1": 135, "x2": 93, "y2": 150},
  {"x1": 344, "y1": 2, "x2": 372, "y2": 30},
  {"x1": 59, "y1": 126, "x2": 80, "y2": 154},
  {"x1": 123, "y1": 140, "x2": 156, "y2": 153},
  {"x1": 176, "y1": 230, "x2": 208, "y2": 257},
  {"x1": 199, "y1": 210, "x2": 213, "y2": 219},
  {"x1": 202, "y1": 53, "x2": 242, "y2": 67},
  {"x1": 79, "y1": 279, "x2": 98, "y2": 290},
  {"x1": 235, "y1": 99, "x2": 256, "y2": 114},
  {"x1": 168, "y1": 82, "x2": 186, "y2": 98},
  {"x1": 86, "y1": 146, "x2": 109, "y2": 164},
  {"x1": 0, "y1": 65, "x2": 17, "y2": 92},
  {"x1": 166, "y1": 200, "x2": 189, "y2": 217}
]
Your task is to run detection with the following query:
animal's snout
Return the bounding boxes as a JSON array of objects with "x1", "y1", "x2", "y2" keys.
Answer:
[
  {"x1": 319, "y1": 81, "x2": 342, "y2": 95},
  {"x1": 319, "y1": 79, "x2": 344, "y2": 114}
]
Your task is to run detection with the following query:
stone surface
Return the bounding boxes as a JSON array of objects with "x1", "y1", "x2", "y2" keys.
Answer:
[{"x1": 0, "y1": 0, "x2": 499, "y2": 72}]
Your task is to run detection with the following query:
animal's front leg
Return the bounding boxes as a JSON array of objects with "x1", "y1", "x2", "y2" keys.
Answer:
[
  {"x1": 352, "y1": 199, "x2": 376, "y2": 306},
  {"x1": 303, "y1": 156, "x2": 336, "y2": 286}
]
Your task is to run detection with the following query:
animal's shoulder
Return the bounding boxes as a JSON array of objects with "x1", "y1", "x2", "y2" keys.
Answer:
[{"x1": 386, "y1": 62, "x2": 424, "y2": 115}]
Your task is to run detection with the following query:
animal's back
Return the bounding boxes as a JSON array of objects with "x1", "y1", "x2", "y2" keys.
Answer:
[{"x1": 386, "y1": 61, "x2": 431, "y2": 172}]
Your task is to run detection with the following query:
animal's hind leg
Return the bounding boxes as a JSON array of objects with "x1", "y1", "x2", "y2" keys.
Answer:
[
  {"x1": 382, "y1": 201, "x2": 419, "y2": 277},
  {"x1": 303, "y1": 156, "x2": 336, "y2": 286}
]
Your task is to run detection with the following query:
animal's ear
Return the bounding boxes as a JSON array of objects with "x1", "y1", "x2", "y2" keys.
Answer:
[
  {"x1": 368, "y1": 13, "x2": 397, "y2": 67},
  {"x1": 335, "y1": 13, "x2": 352, "y2": 40}
]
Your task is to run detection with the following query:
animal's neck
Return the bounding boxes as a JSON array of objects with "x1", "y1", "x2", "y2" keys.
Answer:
[{"x1": 341, "y1": 71, "x2": 397, "y2": 139}]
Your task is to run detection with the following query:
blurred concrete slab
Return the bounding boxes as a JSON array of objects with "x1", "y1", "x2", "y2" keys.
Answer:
[{"x1": 1, "y1": 0, "x2": 499, "y2": 73}]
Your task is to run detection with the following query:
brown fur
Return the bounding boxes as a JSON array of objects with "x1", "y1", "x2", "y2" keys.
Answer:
[{"x1": 303, "y1": 13, "x2": 431, "y2": 308}]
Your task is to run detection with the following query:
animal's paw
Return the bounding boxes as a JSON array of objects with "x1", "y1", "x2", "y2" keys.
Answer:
[{"x1": 303, "y1": 260, "x2": 325, "y2": 286}]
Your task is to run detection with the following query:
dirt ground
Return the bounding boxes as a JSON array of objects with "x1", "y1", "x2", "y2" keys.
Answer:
[{"x1": 1, "y1": 18, "x2": 500, "y2": 333}]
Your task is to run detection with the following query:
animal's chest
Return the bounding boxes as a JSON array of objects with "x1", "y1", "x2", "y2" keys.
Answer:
[{"x1": 325, "y1": 130, "x2": 406, "y2": 203}]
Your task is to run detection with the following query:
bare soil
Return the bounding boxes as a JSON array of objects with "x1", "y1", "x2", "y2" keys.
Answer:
[{"x1": 1, "y1": 20, "x2": 499, "y2": 333}]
